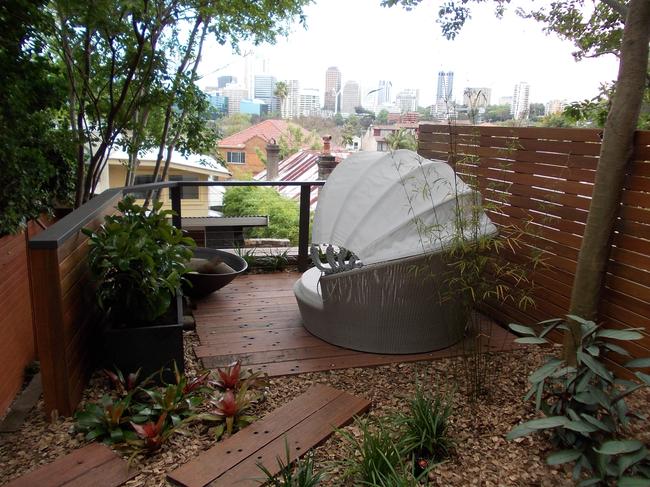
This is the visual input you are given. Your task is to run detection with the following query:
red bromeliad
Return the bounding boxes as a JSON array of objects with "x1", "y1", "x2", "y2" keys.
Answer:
[{"x1": 131, "y1": 412, "x2": 168, "y2": 451}]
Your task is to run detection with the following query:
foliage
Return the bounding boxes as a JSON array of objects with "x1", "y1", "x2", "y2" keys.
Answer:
[
  {"x1": 83, "y1": 196, "x2": 195, "y2": 326},
  {"x1": 211, "y1": 360, "x2": 266, "y2": 392},
  {"x1": 206, "y1": 385, "x2": 260, "y2": 440},
  {"x1": 507, "y1": 316, "x2": 650, "y2": 485},
  {"x1": 392, "y1": 387, "x2": 453, "y2": 462},
  {"x1": 537, "y1": 113, "x2": 576, "y2": 128},
  {"x1": 484, "y1": 104, "x2": 513, "y2": 123},
  {"x1": 376, "y1": 109, "x2": 389, "y2": 124},
  {"x1": 529, "y1": 103, "x2": 546, "y2": 119},
  {"x1": 218, "y1": 113, "x2": 254, "y2": 137},
  {"x1": 0, "y1": 0, "x2": 75, "y2": 235},
  {"x1": 222, "y1": 186, "x2": 300, "y2": 244},
  {"x1": 76, "y1": 393, "x2": 137, "y2": 444},
  {"x1": 341, "y1": 114, "x2": 362, "y2": 146},
  {"x1": 257, "y1": 441, "x2": 324, "y2": 487},
  {"x1": 104, "y1": 368, "x2": 141, "y2": 396},
  {"x1": 385, "y1": 129, "x2": 418, "y2": 151},
  {"x1": 336, "y1": 418, "x2": 405, "y2": 485},
  {"x1": 278, "y1": 125, "x2": 318, "y2": 159}
]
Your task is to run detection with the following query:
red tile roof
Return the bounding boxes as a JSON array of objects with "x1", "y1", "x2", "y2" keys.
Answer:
[{"x1": 218, "y1": 119, "x2": 311, "y2": 148}]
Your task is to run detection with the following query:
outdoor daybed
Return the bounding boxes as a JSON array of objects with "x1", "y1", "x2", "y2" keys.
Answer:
[{"x1": 294, "y1": 149, "x2": 497, "y2": 354}]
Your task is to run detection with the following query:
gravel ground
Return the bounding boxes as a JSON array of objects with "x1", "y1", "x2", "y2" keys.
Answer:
[{"x1": 1, "y1": 330, "x2": 649, "y2": 487}]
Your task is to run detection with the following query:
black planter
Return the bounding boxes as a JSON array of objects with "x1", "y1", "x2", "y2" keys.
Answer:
[{"x1": 102, "y1": 293, "x2": 184, "y2": 383}]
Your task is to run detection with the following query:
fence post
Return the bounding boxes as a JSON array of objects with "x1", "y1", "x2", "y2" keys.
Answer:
[
  {"x1": 170, "y1": 185, "x2": 182, "y2": 229},
  {"x1": 298, "y1": 185, "x2": 311, "y2": 272}
]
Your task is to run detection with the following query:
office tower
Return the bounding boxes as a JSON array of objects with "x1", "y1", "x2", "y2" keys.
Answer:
[
  {"x1": 284, "y1": 80, "x2": 301, "y2": 119},
  {"x1": 299, "y1": 88, "x2": 320, "y2": 117},
  {"x1": 511, "y1": 82, "x2": 530, "y2": 120},
  {"x1": 395, "y1": 88, "x2": 419, "y2": 113},
  {"x1": 463, "y1": 87, "x2": 491, "y2": 108},
  {"x1": 377, "y1": 80, "x2": 392, "y2": 105},
  {"x1": 244, "y1": 54, "x2": 270, "y2": 98},
  {"x1": 220, "y1": 86, "x2": 248, "y2": 115},
  {"x1": 324, "y1": 67, "x2": 342, "y2": 112},
  {"x1": 254, "y1": 74, "x2": 278, "y2": 113},
  {"x1": 341, "y1": 81, "x2": 361, "y2": 114},
  {"x1": 217, "y1": 75, "x2": 236, "y2": 89},
  {"x1": 435, "y1": 71, "x2": 454, "y2": 117}
]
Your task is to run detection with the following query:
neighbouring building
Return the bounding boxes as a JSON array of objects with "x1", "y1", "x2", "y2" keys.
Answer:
[
  {"x1": 217, "y1": 119, "x2": 313, "y2": 177},
  {"x1": 377, "y1": 80, "x2": 392, "y2": 106},
  {"x1": 254, "y1": 74, "x2": 279, "y2": 113},
  {"x1": 395, "y1": 88, "x2": 419, "y2": 113},
  {"x1": 324, "y1": 66, "x2": 342, "y2": 112},
  {"x1": 434, "y1": 71, "x2": 454, "y2": 118},
  {"x1": 341, "y1": 80, "x2": 361, "y2": 114},
  {"x1": 546, "y1": 99, "x2": 567, "y2": 115},
  {"x1": 463, "y1": 87, "x2": 491, "y2": 108},
  {"x1": 511, "y1": 82, "x2": 530, "y2": 120},
  {"x1": 387, "y1": 112, "x2": 420, "y2": 124},
  {"x1": 362, "y1": 123, "x2": 419, "y2": 152},
  {"x1": 96, "y1": 147, "x2": 231, "y2": 218}
]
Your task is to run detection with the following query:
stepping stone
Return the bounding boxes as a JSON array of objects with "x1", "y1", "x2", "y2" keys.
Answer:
[
  {"x1": 4, "y1": 443, "x2": 137, "y2": 487},
  {"x1": 168, "y1": 384, "x2": 370, "y2": 487}
]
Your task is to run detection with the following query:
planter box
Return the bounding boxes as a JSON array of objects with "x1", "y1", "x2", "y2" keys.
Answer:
[{"x1": 102, "y1": 294, "x2": 184, "y2": 383}]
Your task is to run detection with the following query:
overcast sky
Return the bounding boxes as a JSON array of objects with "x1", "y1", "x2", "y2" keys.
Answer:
[{"x1": 196, "y1": 0, "x2": 619, "y2": 107}]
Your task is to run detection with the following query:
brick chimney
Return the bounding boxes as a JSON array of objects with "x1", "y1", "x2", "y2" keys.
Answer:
[
  {"x1": 265, "y1": 138, "x2": 280, "y2": 180},
  {"x1": 318, "y1": 135, "x2": 337, "y2": 180}
]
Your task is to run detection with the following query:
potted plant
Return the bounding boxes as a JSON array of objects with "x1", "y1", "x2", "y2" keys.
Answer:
[{"x1": 83, "y1": 196, "x2": 195, "y2": 380}]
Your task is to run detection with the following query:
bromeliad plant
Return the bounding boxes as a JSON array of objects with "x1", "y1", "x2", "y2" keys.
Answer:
[
  {"x1": 205, "y1": 383, "x2": 260, "y2": 440},
  {"x1": 83, "y1": 196, "x2": 195, "y2": 326},
  {"x1": 507, "y1": 316, "x2": 650, "y2": 485},
  {"x1": 211, "y1": 360, "x2": 266, "y2": 392}
]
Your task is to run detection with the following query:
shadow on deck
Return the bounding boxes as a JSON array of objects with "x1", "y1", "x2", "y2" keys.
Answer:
[{"x1": 192, "y1": 272, "x2": 519, "y2": 375}]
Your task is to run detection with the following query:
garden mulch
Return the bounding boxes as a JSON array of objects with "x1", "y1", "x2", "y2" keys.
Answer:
[{"x1": 2, "y1": 329, "x2": 649, "y2": 486}]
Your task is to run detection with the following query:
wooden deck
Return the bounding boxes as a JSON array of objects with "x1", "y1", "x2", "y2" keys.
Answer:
[{"x1": 193, "y1": 272, "x2": 518, "y2": 375}]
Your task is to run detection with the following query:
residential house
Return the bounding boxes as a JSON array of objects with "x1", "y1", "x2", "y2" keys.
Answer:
[
  {"x1": 217, "y1": 119, "x2": 313, "y2": 178},
  {"x1": 361, "y1": 123, "x2": 419, "y2": 152}
]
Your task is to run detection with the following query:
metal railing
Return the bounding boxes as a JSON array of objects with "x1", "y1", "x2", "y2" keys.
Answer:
[{"x1": 30, "y1": 180, "x2": 326, "y2": 271}]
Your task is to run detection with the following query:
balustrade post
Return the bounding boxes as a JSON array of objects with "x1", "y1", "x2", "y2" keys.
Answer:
[
  {"x1": 170, "y1": 185, "x2": 182, "y2": 229},
  {"x1": 298, "y1": 185, "x2": 311, "y2": 272}
]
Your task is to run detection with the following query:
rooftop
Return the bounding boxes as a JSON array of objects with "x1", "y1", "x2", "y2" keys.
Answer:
[{"x1": 218, "y1": 119, "x2": 311, "y2": 149}]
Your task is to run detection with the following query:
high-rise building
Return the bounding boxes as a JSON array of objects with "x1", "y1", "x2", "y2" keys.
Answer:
[
  {"x1": 254, "y1": 74, "x2": 278, "y2": 113},
  {"x1": 324, "y1": 67, "x2": 342, "y2": 112},
  {"x1": 463, "y1": 87, "x2": 491, "y2": 108},
  {"x1": 284, "y1": 80, "x2": 301, "y2": 119},
  {"x1": 511, "y1": 82, "x2": 530, "y2": 120},
  {"x1": 220, "y1": 86, "x2": 248, "y2": 115},
  {"x1": 244, "y1": 55, "x2": 270, "y2": 98},
  {"x1": 299, "y1": 88, "x2": 320, "y2": 117},
  {"x1": 395, "y1": 88, "x2": 419, "y2": 113},
  {"x1": 341, "y1": 81, "x2": 361, "y2": 114},
  {"x1": 217, "y1": 75, "x2": 236, "y2": 89},
  {"x1": 435, "y1": 71, "x2": 454, "y2": 117},
  {"x1": 377, "y1": 80, "x2": 392, "y2": 106}
]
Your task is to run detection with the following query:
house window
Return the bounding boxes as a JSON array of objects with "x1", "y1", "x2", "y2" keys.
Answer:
[
  {"x1": 227, "y1": 151, "x2": 246, "y2": 164},
  {"x1": 132, "y1": 174, "x2": 154, "y2": 199},
  {"x1": 169, "y1": 175, "x2": 199, "y2": 199}
]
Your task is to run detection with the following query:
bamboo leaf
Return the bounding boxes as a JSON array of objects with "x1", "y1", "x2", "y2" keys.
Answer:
[
  {"x1": 547, "y1": 449, "x2": 582, "y2": 465},
  {"x1": 509, "y1": 324, "x2": 537, "y2": 336},
  {"x1": 597, "y1": 329, "x2": 643, "y2": 341},
  {"x1": 595, "y1": 440, "x2": 644, "y2": 456},
  {"x1": 515, "y1": 337, "x2": 548, "y2": 345},
  {"x1": 626, "y1": 358, "x2": 650, "y2": 369}
]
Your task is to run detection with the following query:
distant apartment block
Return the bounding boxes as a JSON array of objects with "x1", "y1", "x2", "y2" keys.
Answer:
[
  {"x1": 546, "y1": 99, "x2": 567, "y2": 115},
  {"x1": 254, "y1": 74, "x2": 278, "y2": 113},
  {"x1": 217, "y1": 75, "x2": 236, "y2": 89},
  {"x1": 220, "y1": 86, "x2": 248, "y2": 115},
  {"x1": 463, "y1": 87, "x2": 491, "y2": 108},
  {"x1": 341, "y1": 80, "x2": 361, "y2": 114},
  {"x1": 511, "y1": 82, "x2": 530, "y2": 120},
  {"x1": 435, "y1": 71, "x2": 454, "y2": 118},
  {"x1": 395, "y1": 88, "x2": 419, "y2": 113},
  {"x1": 377, "y1": 80, "x2": 392, "y2": 106},
  {"x1": 284, "y1": 80, "x2": 301, "y2": 119},
  {"x1": 299, "y1": 88, "x2": 320, "y2": 117},
  {"x1": 324, "y1": 67, "x2": 342, "y2": 112}
]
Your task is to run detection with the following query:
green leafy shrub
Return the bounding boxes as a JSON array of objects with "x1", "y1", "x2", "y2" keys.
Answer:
[
  {"x1": 507, "y1": 316, "x2": 650, "y2": 485},
  {"x1": 83, "y1": 197, "x2": 195, "y2": 325},
  {"x1": 393, "y1": 387, "x2": 453, "y2": 463},
  {"x1": 336, "y1": 418, "x2": 404, "y2": 485},
  {"x1": 222, "y1": 186, "x2": 300, "y2": 244},
  {"x1": 257, "y1": 441, "x2": 324, "y2": 486}
]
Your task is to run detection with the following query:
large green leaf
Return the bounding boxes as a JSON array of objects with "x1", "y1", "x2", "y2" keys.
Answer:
[
  {"x1": 564, "y1": 420, "x2": 598, "y2": 434},
  {"x1": 618, "y1": 447, "x2": 649, "y2": 476},
  {"x1": 619, "y1": 478, "x2": 650, "y2": 487},
  {"x1": 507, "y1": 416, "x2": 568, "y2": 440},
  {"x1": 509, "y1": 323, "x2": 536, "y2": 336},
  {"x1": 597, "y1": 329, "x2": 643, "y2": 341},
  {"x1": 515, "y1": 337, "x2": 548, "y2": 345},
  {"x1": 595, "y1": 440, "x2": 644, "y2": 456},
  {"x1": 626, "y1": 358, "x2": 650, "y2": 369},
  {"x1": 580, "y1": 352, "x2": 613, "y2": 382},
  {"x1": 529, "y1": 358, "x2": 562, "y2": 383},
  {"x1": 636, "y1": 372, "x2": 650, "y2": 385},
  {"x1": 546, "y1": 449, "x2": 582, "y2": 465}
]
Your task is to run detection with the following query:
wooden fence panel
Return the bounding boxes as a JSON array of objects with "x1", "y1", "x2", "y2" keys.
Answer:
[{"x1": 419, "y1": 124, "x2": 650, "y2": 365}]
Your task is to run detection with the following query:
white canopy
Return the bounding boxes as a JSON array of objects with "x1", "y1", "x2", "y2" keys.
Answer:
[{"x1": 312, "y1": 149, "x2": 496, "y2": 265}]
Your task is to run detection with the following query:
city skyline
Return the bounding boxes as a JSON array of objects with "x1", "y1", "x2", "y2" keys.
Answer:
[{"x1": 196, "y1": 0, "x2": 618, "y2": 108}]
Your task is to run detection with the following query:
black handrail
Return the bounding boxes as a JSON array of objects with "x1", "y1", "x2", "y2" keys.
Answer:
[{"x1": 29, "y1": 180, "x2": 326, "y2": 271}]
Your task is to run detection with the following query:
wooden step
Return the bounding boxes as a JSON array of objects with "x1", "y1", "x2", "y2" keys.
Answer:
[
  {"x1": 167, "y1": 384, "x2": 370, "y2": 487},
  {"x1": 4, "y1": 443, "x2": 136, "y2": 487}
]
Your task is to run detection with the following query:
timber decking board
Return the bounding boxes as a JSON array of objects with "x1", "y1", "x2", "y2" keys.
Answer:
[
  {"x1": 4, "y1": 443, "x2": 136, "y2": 487},
  {"x1": 192, "y1": 272, "x2": 519, "y2": 375},
  {"x1": 167, "y1": 385, "x2": 370, "y2": 487}
]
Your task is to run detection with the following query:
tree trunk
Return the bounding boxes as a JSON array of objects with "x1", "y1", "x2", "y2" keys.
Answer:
[{"x1": 565, "y1": 0, "x2": 650, "y2": 362}]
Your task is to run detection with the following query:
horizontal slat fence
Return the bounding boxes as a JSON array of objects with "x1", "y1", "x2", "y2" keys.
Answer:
[{"x1": 418, "y1": 124, "x2": 650, "y2": 369}]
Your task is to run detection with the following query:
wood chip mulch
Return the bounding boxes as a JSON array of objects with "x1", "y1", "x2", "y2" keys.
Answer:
[{"x1": 1, "y1": 331, "x2": 649, "y2": 487}]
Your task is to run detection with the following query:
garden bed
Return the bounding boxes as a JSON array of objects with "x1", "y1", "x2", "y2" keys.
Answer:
[{"x1": 1, "y1": 331, "x2": 649, "y2": 486}]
